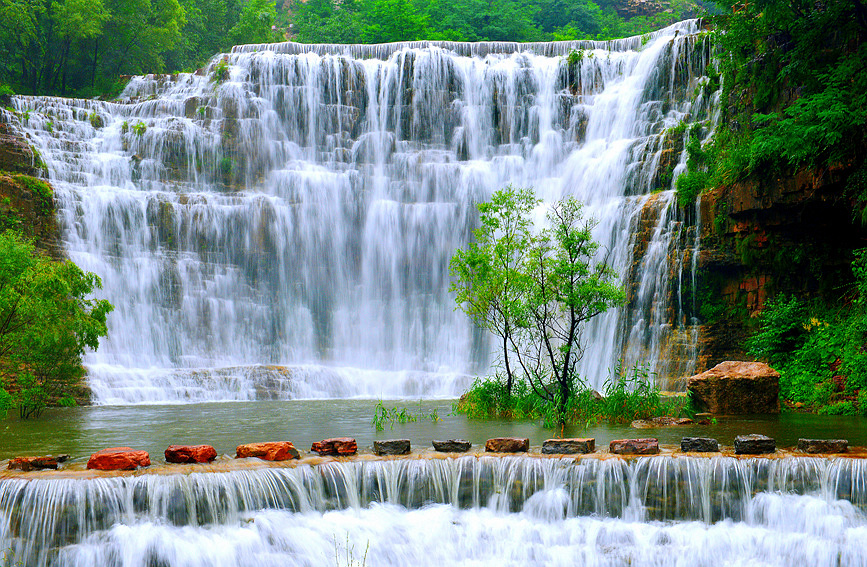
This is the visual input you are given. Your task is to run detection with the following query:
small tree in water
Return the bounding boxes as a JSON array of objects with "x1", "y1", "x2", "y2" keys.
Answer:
[{"x1": 450, "y1": 186, "x2": 625, "y2": 424}]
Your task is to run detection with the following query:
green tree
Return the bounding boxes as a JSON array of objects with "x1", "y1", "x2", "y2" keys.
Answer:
[
  {"x1": 0, "y1": 231, "x2": 113, "y2": 418},
  {"x1": 450, "y1": 187, "x2": 624, "y2": 423},
  {"x1": 229, "y1": 0, "x2": 279, "y2": 45}
]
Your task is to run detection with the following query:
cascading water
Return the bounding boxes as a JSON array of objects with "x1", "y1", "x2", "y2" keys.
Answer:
[
  {"x1": 9, "y1": 21, "x2": 715, "y2": 403},
  {"x1": 3, "y1": 455, "x2": 867, "y2": 567}
]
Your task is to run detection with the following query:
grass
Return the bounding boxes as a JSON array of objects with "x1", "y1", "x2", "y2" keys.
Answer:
[{"x1": 453, "y1": 365, "x2": 691, "y2": 429}]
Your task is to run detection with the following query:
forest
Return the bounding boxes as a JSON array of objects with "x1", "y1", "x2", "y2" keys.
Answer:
[{"x1": 0, "y1": 0, "x2": 716, "y2": 97}]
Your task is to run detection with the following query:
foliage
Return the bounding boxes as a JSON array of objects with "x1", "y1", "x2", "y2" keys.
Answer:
[
  {"x1": 454, "y1": 364, "x2": 688, "y2": 427},
  {"x1": 748, "y1": 249, "x2": 867, "y2": 414},
  {"x1": 451, "y1": 186, "x2": 624, "y2": 423},
  {"x1": 0, "y1": 231, "x2": 113, "y2": 418},
  {"x1": 372, "y1": 400, "x2": 439, "y2": 431},
  {"x1": 132, "y1": 121, "x2": 147, "y2": 136}
]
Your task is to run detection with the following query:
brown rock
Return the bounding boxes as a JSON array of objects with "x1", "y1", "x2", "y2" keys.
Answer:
[
  {"x1": 165, "y1": 445, "x2": 218, "y2": 463},
  {"x1": 432, "y1": 439, "x2": 471, "y2": 452},
  {"x1": 310, "y1": 437, "x2": 358, "y2": 456},
  {"x1": 8, "y1": 456, "x2": 59, "y2": 471},
  {"x1": 609, "y1": 438, "x2": 660, "y2": 455},
  {"x1": 797, "y1": 439, "x2": 848, "y2": 454},
  {"x1": 734, "y1": 434, "x2": 775, "y2": 454},
  {"x1": 687, "y1": 361, "x2": 780, "y2": 414},
  {"x1": 541, "y1": 438, "x2": 595, "y2": 454},
  {"x1": 631, "y1": 417, "x2": 693, "y2": 428},
  {"x1": 485, "y1": 437, "x2": 529, "y2": 453},
  {"x1": 235, "y1": 442, "x2": 300, "y2": 461},
  {"x1": 87, "y1": 447, "x2": 150, "y2": 470},
  {"x1": 373, "y1": 439, "x2": 411, "y2": 456}
]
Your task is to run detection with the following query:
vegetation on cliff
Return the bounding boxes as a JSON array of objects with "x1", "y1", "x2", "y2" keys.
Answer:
[
  {"x1": 0, "y1": 231, "x2": 113, "y2": 418},
  {"x1": 677, "y1": 0, "x2": 866, "y2": 209}
]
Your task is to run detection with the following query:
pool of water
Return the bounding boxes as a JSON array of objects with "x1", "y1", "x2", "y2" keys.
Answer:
[{"x1": 2, "y1": 400, "x2": 865, "y2": 461}]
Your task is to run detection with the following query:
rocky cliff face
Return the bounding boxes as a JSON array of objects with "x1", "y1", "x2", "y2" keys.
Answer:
[
  {"x1": 695, "y1": 164, "x2": 864, "y2": 370},
  {"x1": 0, "y1": 106, "x2": 60, "y2": 257}
]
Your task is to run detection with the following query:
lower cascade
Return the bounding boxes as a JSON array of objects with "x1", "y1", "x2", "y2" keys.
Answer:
[
  {"x1": 6, "y1": 20, "x2": 715, "y2": 402},
  {"x1": 3, "y1": 455, "x2": 867, "y2": 566}
]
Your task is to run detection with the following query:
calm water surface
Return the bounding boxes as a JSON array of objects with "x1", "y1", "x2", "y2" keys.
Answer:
[{"x1": 3, "y1": 400, "x2": 866, "y2": 461}]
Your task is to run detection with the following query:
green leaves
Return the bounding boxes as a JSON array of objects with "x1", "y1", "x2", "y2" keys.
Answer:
[
  {"x1": 0, "y1": 230, "x2": 113, "y2": 418},
  {"x1": 450, "y1": 186, "x2": 624, "y2": 423}
]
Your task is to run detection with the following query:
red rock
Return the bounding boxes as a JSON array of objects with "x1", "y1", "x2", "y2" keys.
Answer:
[
  {"x1": 235, "y1": 442, "x2": 300, "y2": 461},
  {"x1": 87, "y1": 448, "x2": 150, "y2": 470},
  {"x1": 165, "y1": 445, "x2": 218, "y2": 463},
  {"x1": 485, "y1": 437, "x2": 529, "y2": 453},
  {"x1": 609, "y1": 438, "x2": 660, "y2": 455},
  {"x1": 311, "y1": 437, "x2": 358, "y2": 456},
  {"x1": 687, "y1": 361, "x2": 780, "y2": 414},
  {"x1": 8, "y1": 456, "x2": 59, "y2": 471}
]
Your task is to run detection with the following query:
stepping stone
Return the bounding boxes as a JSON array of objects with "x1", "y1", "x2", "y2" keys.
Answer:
[
  {"x1": 609, "y1": 438, "x2": 659, "y2": 455},
  {"x1": 235, "y1": 442, "x2": 300, "y2": 461},
  {"x1": 485, "y1": 437, "x2": 529, "y2": 453},
  {"x1": 374, "y1": 439, "x2": 411, "y2": 455},
  {"x1": 734, "y1": 434, "x2": 775, "y2": 454},
  {"x1": 165, "y1": 445, "x2": 218, "y2": 463},
  {"x1": 432, "y1": 439, "x2": 471, "y2": 453},
  {"x1": 797, "y1": 439, "x2": 848, "y2": 453},
  {"x1": 7, "y1": 456, "x2": 59, "y2": 471},
  {"x1": 87, "y1": 447, "x2": 150, "y2": 470},
  {"x1": 311, "y1": 437, "x2": 358, "y2": 456},
  {"x1": 541, "y1": 438, "x2": 595, "y2": 454},
  {"x1": 680, "y1": 437, "x2": 719, "y2": 452}
]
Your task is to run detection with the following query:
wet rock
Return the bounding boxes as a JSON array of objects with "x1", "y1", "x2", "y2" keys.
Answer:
[
  {"x1": 164, "y1": 445, "x2": 218, "y2": 463},
  {"x1": 485, "y1": 437, "x2": 529, "y2": 453},
  {"x1": 432, "y1": 439, "x2": 471, "y2": 453},
  {"x1": 8, "y1": 456, "x2": 59, "y2": 471},
  {"x1": 797, "y1": 438, "x2": 848, "y2": 454},
  {"x1": 235, "y1": 442, "x2": 300, "y2": 461},
  {"x1": 541, "y1": 438, "x2": 595, "y2": 454},
  {"x1": 687, "y1": 361, "x2": 780, "y2": 414},
  {"x1": 87, "y1": 447, "x2": 151, "y2": 470},
  {"x1": 734, "y1": 434, "x2": 775, "y2": 454},
  {"x1": 680, "y1": 437, "x2": 719, "y2": 452},
  {"x1": 311, "y1": 437, "x2": 358, "y2": 456},
  {"x1": 609, "y1": 438, "x2": 660, "y2": 455},
  {"x1": 374, "y1": 439, "x2": 411, "y2": 456},
  {"x1": 632, "y1": 417, "x2": 694, "y2": 428},
  {"x1": 0, "y1": 121, "x2": 41, "y2": 175}
]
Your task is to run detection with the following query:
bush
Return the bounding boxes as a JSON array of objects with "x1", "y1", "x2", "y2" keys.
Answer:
[
  {"x1": 746, "y1": 295, "x2": 807, "y2": 367},
  {"x1": 0, "y1": 231, "x2": 113, "y2": 418}
]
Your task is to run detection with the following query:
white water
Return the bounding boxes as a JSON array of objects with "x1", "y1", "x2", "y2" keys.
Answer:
[
  {"x1": 3, "y1": 455, "x2": 867, "y2": 567},
  {"x1": 9, "y1": 21, "x2": 715, "y2": 403}
]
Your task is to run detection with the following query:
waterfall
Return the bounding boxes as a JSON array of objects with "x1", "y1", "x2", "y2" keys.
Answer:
[
  {"x1": 9, "y1": 21, "x2": 716, "y2": 403},
  {"x1": 3, "y1": 455, "x2": 867, "y2": 567}
]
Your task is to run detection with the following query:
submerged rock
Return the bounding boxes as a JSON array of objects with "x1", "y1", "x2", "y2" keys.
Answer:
[
  {"x1": 687, "y1": 361, "x2": 780, "y2": 414},
  {"x1": 632, "y1": 417, "x2": 694, "y2": 428},
  {"x1": 87, "y1": 447, "x2": 151, "y2": 470},
  {"x1": 680, "y1": 437, "x2": 719, "y2": 452},
  {"x1": 609, "y1": 438, "x2": 660, "y2": 455},
  {"x1": 374, "y1": 439, "x2": 411, "y2": 456},
  {"x1": 485, "y1": 437, "x2": 529, "y2": 453},
  {"x1": 311, "y1": 437, "x2": 358, "y2": 456},
  {"x1": 432, "y1": 439, "x2": 471, "y2": 453},
  {"x1": 235, "y1": 442, "x2": 300, "y2": 461},
  {"x1": 798, "y1": 438, "x2": 848, "y2": 454},
  {"x1": 541, "y1": 438, "x2": 595, "y2": 454},
  {"x1": 165, "y1": 445, "x2": 218, "y2": 463},
  {"x1": 734, "y1": 434, "x2": 775, "y2": 454},
  {"x1": 7, "y1": 456, "x2": 59, "y2": 471}
]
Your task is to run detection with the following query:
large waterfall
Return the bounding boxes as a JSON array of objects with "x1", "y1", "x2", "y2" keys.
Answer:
[{"x1": 10, "y1": 21, "x2": 716, "y2": 403}]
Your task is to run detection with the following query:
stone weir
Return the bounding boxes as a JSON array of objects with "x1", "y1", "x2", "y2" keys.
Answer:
[{"x1": 3, "y1": 452, "x2": 867, "y2": 553}]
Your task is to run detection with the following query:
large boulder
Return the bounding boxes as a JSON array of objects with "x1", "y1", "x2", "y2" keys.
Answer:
[
  {"x1": 235, "y1": 442, "x2": 300, "y2": 461},
  {"x1": 311, "y1": 438, "x2": 358, "y2": 456},
  {"x1": 165, "y1": 445, "x2": 218, "y2": 463},
  {"x1": 687, "y1": 361, "x2": 780, "y2": 414},
  {"x1": 87, "y1": 448, "x2": 150, "y2": 470}
]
